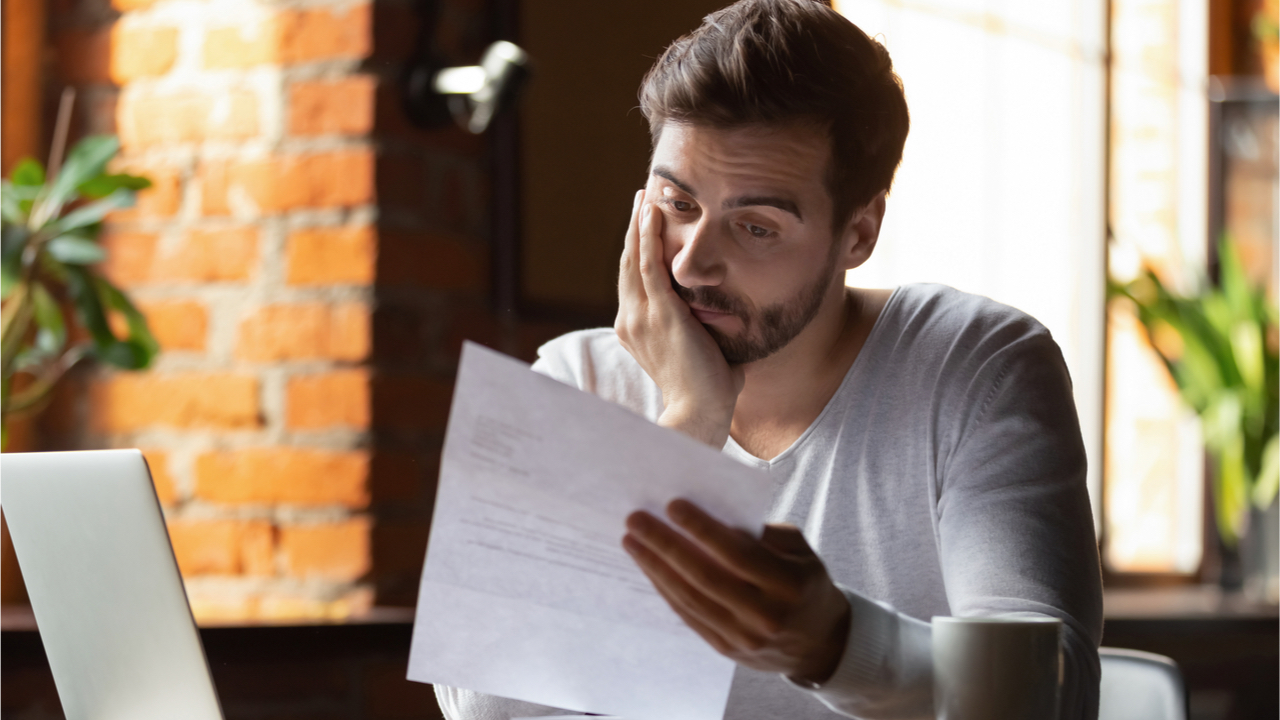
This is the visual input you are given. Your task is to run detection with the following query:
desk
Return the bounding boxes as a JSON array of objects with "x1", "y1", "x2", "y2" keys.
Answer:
[
  {"x1": 1101, "y1": 586, "x2": 1278, "y2": 720},
  {"x1": 2, "y1": 606, "x2": 442, "y2": 720},
  {"x1": 3, "y1": 590, "x2": 1276, "y2": 720}
]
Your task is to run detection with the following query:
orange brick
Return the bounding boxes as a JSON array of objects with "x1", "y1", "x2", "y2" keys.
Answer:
[
  {"x1": 167, "y1": 519, "x2": 275, "y2": 576},
  {"x1": 240, "y1": 522, "x2": 275, "y2": 575},
  {"x1": 111, "y1": 25, "x2": 179, "y2": 82},
  {"x1": 257, "y1": 587, "x2": 372, "y2": 620},
  {"x1": 227, "y1": 151, "x2": 375, "y2": 213},
  {"x1": 202, "y1": 153, "x2": 375, "y2": 214},
  {"x1": 279, "y1": 517, "x2": 371, "y2": 581},
  {"x1": 203, "y1": 5, "x2": 371, "y2": 69},
  {"x1": 195, "y1": 448, "x2": 370, "y2": 507},
  {"x1": 56, "y1": 27, "x2": 112, "y2": 85},
  {"x1": 330, "y1": 303, "x2": 371, "y2": 361},
  {"x1": 142, "y1": 449, "x2": 178, "y2": 505},
  {"x1": 98, "y1": 230, "x2": 160, "y2": 287},
  {"x1": 136, "y1": 299, "x2": 207, "y2": 351},
  {"x1": 110, "y1": 164, "x2": 182, "y2": 219},
  {"x1": 285, "y1": 225, "x2": 375, "y2": 285},
  {"x1": 199, "y1": 160, "x2": 230, "y2": 216},
  {"x1": 202, "y1": 91, "x2": 261, "y2": 141},
  {"x1": 379, "y1": 230, "x2": 486, "y2": 290},
  {"x1": 119, "y1": 89, "x2": 258, "y2": 148},
  {"x1": 203, "y1": 25, "x2": 275, "y2": 69},
  {"x1": 288, "y1": 76, "x2": 376, "y2": 136},
  {"x1": 90, "y1": 373, "x2": 261, "y2": 432},
  {"x1": 237, "y1": 302, "x2": 370, "y2": 362},
  {"x1": 278, "y1": 4, "x2": 371, "y2": 63},
  {"x1": 99, "y1": 227, "x2": 257, "y2": 285},
  {"x1": 286, "y1": 369, "x2": 371, "y2": 429},
  {"x1": 160, "y1": 227, "x2": 259, "y2": 282}
]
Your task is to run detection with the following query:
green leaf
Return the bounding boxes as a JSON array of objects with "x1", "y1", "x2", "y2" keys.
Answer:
[
  {"x1": 45, "y1": 235, "x2": 106, "y2": 265},
  {"x1": 2, "y1": 182, "x2": 39, "y2": 224},
  {"x1": 93, "y1": 275, "x2": 158, "y2": 370},
  {"x1": 66, "y1": 264, "x2": 154, "y2": 371},
  {"x1": 2, "y1": 185, "x2": 22, "y2": 225},
  {"x1": 77, "y1": 173, "x2": 151, "y2": 200},
  {"x1": 1202, "y1": 392, "x2": 1244, "y2": 452},
  {"x1": 42, "y1": 188, "x2": 135, "y2": 236},
  {"x1": 1, "y1": 225, "x2": 29, "y2": 301},
  {"x1": 36, "y1": 135, "x2": 120, "y2": 224},
  {"x1": 65, "y1": 265, "x2": 115, "y2": 349},
  {"x1": 32, "y1": 278, "x2": 66, "y2": 345},
  {"x1": 1255, "y1": 435, "x2": 1280, "y2": 510},
  {"x1": 1219, "y1": 240, "x2": 1254, "y2": 322},
  {"x1": 1231, "y1": 319, "x2": 1265, "y2": 396},
  {"x1": 10, "y1": 158, "x2": 46, "y2": 187},
  {"x1": 1215, "y1": 434, "x2": 1249, "y2": 545}
]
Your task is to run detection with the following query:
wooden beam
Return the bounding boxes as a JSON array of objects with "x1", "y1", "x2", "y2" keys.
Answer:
[{"x1": 2, "y1": 0, "x2": 47, "y2": 175}]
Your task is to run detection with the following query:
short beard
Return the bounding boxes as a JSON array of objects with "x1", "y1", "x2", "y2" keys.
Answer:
[{"x1": 671, "y1": 251, "x2": 838, "y2": 365}]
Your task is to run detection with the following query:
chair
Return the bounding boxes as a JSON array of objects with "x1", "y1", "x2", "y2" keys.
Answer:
[{"x1": 1098, "y1": 647, "x2": 1188, "y2": 720}]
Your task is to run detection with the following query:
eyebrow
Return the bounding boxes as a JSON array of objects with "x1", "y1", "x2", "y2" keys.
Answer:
[{"x1": 651, "y1": 166, "x2": 804, "y2": 223}]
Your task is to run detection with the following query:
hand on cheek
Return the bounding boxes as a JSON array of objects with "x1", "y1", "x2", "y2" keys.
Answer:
[
  {"x1": 622, "y1": 499, "x2": 851, "y2": 684},
  {"x1": 614, "y1": 190, "x2": 744, "y2": 448}
]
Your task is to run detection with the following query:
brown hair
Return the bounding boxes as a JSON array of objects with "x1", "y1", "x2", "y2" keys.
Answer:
[{"x1": 639, "y1": 0, "x2": 909, "y2": 233}]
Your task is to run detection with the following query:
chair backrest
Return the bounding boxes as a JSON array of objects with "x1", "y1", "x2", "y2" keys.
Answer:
[{"x1": 1098, "y1": 647, "x2": 1187, "y2": 720}]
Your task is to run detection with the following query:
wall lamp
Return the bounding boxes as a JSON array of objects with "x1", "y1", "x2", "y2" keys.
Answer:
[{"x1": 403, "y1": 40, "x2": 531, "y2": 134}]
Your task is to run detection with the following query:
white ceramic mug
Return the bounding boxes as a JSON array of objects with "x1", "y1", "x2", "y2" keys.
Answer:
[{"x1": 932, "y1": 616, "x2": 1063, "y2": 720}]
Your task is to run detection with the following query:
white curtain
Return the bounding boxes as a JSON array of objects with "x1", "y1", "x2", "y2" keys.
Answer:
[{"x1": 835, "y1": 0, "x2": 1109, "y2": 526}]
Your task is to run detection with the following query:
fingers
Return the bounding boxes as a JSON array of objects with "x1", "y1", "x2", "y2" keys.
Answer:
[
  {"x1": 625, "y1": 511, "x2": 782, "y2": 634},
  {"x1": 760, "y1": 523, "x2": 815, "y2": 556},
  {"x1": 618, "y1": 189, "x2": 646, "y2": 305},
  {"x1": 636, "y1": 200, "x2": 676, "y2": 303},
  {"x1": 666, "y1": 499, "x2": 803, "y2": 594},
  {"x1": 623, "y1": 532, "x2": 763, "y2": 653}
]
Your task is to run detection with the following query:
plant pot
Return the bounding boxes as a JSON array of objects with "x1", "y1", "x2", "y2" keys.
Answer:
[{"x1": 1240, "y1": 498, "x2": 1280, "y2": 604}]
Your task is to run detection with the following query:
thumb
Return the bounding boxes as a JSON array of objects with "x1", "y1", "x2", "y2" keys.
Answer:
[{"x1": 761, "y1": 523, "x2": 814, "y2": 557}]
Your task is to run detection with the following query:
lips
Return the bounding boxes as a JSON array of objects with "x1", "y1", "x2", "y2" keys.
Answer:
[{"x1": 689, "y1": 305, "x2": 734, "y2": 325}]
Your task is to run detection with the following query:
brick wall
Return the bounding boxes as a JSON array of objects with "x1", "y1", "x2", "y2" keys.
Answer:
[{"x1": 39, "y1": 0, "x2": 572, "y2": 620}]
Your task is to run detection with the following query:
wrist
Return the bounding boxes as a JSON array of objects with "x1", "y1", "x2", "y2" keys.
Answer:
[
  {"x1": 658, "y1": 402, "x2": 734, "y2": 448},
  {"x1": 788, "y1": 594, "x2": 852, "y2": 688}
]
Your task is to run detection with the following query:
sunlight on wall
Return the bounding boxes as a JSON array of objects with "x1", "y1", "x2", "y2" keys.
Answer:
[
  {"x1": 834, "y1": 0, "x2": 1108, "y2": 528},
  {"x1": 1104, "y1": 0, "x2": 1207, "y2": 574}
]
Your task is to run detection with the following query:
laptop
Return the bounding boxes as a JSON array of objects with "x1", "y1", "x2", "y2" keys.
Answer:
[{"x1": 1, "y1": 449, "x2": 224, "y2": 720}]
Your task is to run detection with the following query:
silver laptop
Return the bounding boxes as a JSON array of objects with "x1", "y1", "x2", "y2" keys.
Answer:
[{"x1": 1, "y1": 449, "x2": 224, "y2": 720}]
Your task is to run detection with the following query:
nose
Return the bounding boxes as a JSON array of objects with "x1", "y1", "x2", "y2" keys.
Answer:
[{"x1": 669, "y1": 215, "x2": 725, "y2": 288}]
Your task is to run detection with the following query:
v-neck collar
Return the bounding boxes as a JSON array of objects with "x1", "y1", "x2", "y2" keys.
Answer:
[{"x1": 721, "y1": 286, "x2": 903, "y2": 469}]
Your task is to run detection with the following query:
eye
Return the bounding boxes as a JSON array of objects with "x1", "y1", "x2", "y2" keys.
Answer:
[
  {"x1": 744, "y1": 223, "x2": 774, "y2": 238},
  {"x1": 670, "y1": 200, "x2": 693, "y2": 212}
]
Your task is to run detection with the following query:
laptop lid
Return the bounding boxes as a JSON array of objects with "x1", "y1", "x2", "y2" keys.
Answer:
[{"x1": 1, "y1": 449, "x2": 223, "y2": 720}]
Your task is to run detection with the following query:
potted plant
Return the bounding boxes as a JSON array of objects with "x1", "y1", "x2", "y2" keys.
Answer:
[
  {"x1": 1, "y1": 134, "x2": 158, "y2": 449},
  {"x1": 1110, "y1": 240, "x2": 1279, "y2": 600}
]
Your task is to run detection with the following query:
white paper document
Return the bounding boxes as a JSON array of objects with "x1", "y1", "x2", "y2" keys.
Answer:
[{"x1": 408, "y1": 342, "x2": 774, "y2": 720}]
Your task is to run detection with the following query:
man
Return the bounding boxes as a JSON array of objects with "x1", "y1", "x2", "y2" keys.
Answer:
[{"x1": 438, "y1": 0, "x2": 1103, "y2": 717}]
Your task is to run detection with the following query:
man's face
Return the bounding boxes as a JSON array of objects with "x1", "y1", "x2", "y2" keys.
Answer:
[{"x1": 646, "y1": 122, "x2": 842, "y2": 365}]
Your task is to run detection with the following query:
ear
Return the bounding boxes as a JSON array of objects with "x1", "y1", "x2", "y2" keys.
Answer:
[{"x1": 836, "y1": 191, "x2": 886, "y2": 271}]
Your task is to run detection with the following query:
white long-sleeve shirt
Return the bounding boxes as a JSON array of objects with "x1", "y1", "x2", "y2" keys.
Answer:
[{"x1": 436, "y1": 283, "x2": 1103, "y2": 720}]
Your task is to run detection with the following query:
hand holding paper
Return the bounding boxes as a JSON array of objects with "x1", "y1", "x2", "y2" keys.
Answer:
[
  {"x1": 408, "y1": 343, "x2": 773, "y2": 720},
  {"x1": 624, "y1": 502, "x2": 851, "y2": 685}
]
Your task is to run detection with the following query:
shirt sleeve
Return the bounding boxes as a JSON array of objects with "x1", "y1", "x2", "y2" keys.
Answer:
[
  {"x1": 796, "y1": 330, "x2": 1103, "y2": 720},
  {"x1": 795, "y1": 587, "x2": 934, "y2": 719}
]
